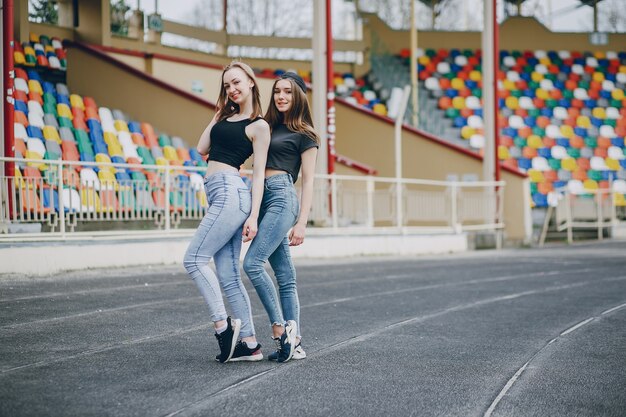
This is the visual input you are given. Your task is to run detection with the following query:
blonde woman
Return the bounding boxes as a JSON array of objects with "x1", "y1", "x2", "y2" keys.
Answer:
[{"x1": 183, "y1": 61, "x2": 270, "y2": 363}]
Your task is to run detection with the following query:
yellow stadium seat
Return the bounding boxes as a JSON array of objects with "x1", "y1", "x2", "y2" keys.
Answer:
[
  {"x1": 576, "y1": 115, "x2": 591, "y2": 128},
  {"x1": 527, "y1": 135, "x2": 543, "y2": 149},
  {"x1": 42, "y1": 126, "x2": 61, "y2": 143},
  {"x1": 107, "y1": 144, "x2": 124, "y2": 158},
  {"x1": 24, "y1": 150, "x2": 47, "y2": 170},
  {"x1": 114, "y1": 120, "x2": 129, "y2": 132},
  {"x1": 451, "y1": 78, "x2": 465, "y2": 90},
  {"x1": 452, "y1": 96, "x2": 465, "y2": 110},
  {"x1": 372, "y1": 103, "x2": 387, "y2": 115},
  {"x1": 592, "y1": 108, "x2": 606, "y2": 119},
  {"x1": 583, "y1": 179, "x2": 598, "y2": 191},
  {"x1": 560, "y1": 125, "x2": 574, "y2": 138},
  {"x1": 505, "y1": 96, "x2": 519, "y2": 110},
  {"x1": 418, "y1": 56, "x2": 431, "y2": 65},
  {"x1": 561, "y1": 158, "x2": 578, "y2": 171},
  {"x1": 103, "y1": 132, "x2": 119, "y2": 146},
  {"x1": 528, "y1": 169, "x2": 544, "y2": 183},
  {"x1": 594, "y1": 51, "x2": 605, "y2": 59},
  {"x1": 469, "y1": 71, "x2": 481, "y2": 81},
  {"x1": 57, "y1": 103, "x2": 73, "y2": 120},
  {"x1": 461, "y1": 126, "x2": 475, "y2": 140},
  {"x1": 539, "y1": 57, "x2": 551, "y2": 66},
  {"x1": 502, "y1": 79, "x2": 515, "y2": 91},
  {"x1": 197, "y1": 190, "x2": 208, "y2": 207},
  {"x1": 44, "y1": 45, "x2": 55, "y2": 54},
  {"x1": 498, "y1": 145, "x2": 509, "y2": 160},
  {"x1": 333, "y1": 77, "x2": 344, "y2": 87},
  {"x1": 535, "y1": 89, "x2": 549, "y2": 100},
  {"x1": 81, "y1": 188, "x2": 102, "y2": 212},
  {"x1": 14, "y1": 51, "x2": 25, "y2": 65},
  {"x1": 95, "y1": 153, "x2": 115, "y2": 172},
  {"x1": 163, "y1": 146, "x2": 179, "y2": 161},
  {"x1": 531, "y1": 72, "x2": 544, "y2": 82},
  {"x1": 612, "y1": 89, "x2": 625, "y2": 100},
  {"x1": 29, "y1": 32, "x2": 39, "y2": 42},
  {"x1": 155, "y1": 157, "x2": 168, "y2": 166},
  {"x1": 592, "y1": 72, "x2": 605, "y2": 82},
  {"x1": 619, "y1": 65, "x2": 626, "y2": 74},
  {"x1": 28, "y1": 80, "x2": 43, "y2": 95},
  {"x1": 605, "y1": 158, "x2": 620, "y2": 171},
  {"x1": 22, "y1": 46, "x2": 36, "y2": 67},
  {"x1": 614, "y1": 193, "x2": 626, "y2": 207},
  {"x1": 98, "y1": 170, "x2": 119, "y2": 191},
  {"x1": 70, "y1": 94, "x2": 85, "y2": 110}
]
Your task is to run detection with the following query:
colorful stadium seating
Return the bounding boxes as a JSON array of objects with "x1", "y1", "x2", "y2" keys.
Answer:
[
  {"x1": 413, "y1": 48, "x2": 626, "y2": 207},
  {"x1": 11, "y1": 33, "x2": 210, "y2": 216}
]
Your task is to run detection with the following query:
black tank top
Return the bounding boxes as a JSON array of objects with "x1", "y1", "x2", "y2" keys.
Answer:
[{"x1": 208, "y1": 116, "x2": 262, "y2": 168}]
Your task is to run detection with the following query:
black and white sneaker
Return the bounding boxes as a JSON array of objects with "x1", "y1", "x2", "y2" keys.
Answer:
[
  {"x1": 214, "y1": 316, "x2": 241, "y2": 363},
  {"x1": 292, "y1": 343, "x2": 307, "y2": 360},
  {"x1": 268, "y1": 320, "x2": 296, "y2": 363},
  {"x1": 229, "y1": 341, "x2": 264, "y2": 362},
  {"x1": 269, "y1": 341, "x2": 306, "y2": 361}
]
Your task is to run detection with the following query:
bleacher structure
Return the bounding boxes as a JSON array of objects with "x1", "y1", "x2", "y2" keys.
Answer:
[
  {"x1": 363, "y1": 47, "x2": 626, "y2": 210},
  {"x1": 5, "y1": 23, "x2": 625, "y2": 242},
  {"x1": 8, "y1": 33, "x2": 214, "y2": 232}
]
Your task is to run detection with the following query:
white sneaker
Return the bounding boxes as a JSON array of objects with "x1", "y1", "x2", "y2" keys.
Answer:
[{"x1": 292, "y1": 343, "x2": 307, "y2": 360}]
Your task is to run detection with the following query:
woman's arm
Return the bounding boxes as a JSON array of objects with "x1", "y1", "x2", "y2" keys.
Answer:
[
  {"x1": 289, "y1": 147, "x2": 318, "y2": 246},
  {"x1": 196, "y1": 114, "x2": 219, "y2": 156},
  {"x1": 242, "y1": 119, "x2": 271, "y2": 242}
]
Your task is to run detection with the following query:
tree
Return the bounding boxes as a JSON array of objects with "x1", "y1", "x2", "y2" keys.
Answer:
[
  {"x1": 111, "y1": 0, "x2": 131, "y2": 36},
  {"x1": 29, "y1": 0, "x2": 58, "y2": 25}
]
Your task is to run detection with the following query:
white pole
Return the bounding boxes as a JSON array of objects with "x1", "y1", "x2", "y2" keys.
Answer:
[
  {"x1": 395, "y1": 85, "x2": 411, "y2": 228},
  {"x1": 410, "y1": 0, "x2": 418, "y2": 127},
  {"x1": 313, "y1": 0, "x2": 328, "y2": 177},
  {"x1": 482, "y1": 0, "x2": 497, "y2": 225}
]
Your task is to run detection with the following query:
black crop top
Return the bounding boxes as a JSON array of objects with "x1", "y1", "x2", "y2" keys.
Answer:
[
  {"x1": 208, "y1": 117, "x2": 262, "y2": 168},
  {"x1": 266, "y1": 124, "x2": 319, "y2": 183}
]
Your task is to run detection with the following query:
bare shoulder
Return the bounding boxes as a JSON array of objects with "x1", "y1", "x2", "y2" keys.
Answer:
[{"x1": 246, "y1": 118, "x2": 270, "y2": 138}]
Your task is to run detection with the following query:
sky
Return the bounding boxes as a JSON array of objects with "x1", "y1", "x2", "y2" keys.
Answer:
[{"x1": 131, "y1": 0, "x2": 605, "y2": 33}]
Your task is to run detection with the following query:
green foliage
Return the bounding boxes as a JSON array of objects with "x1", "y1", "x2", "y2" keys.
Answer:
[
  {"x1": 111, "y1": 0, "x2": 131, "y2": 36},
  {"x1": 29, "y1": 0, "x2": 58, "y2": 25}
]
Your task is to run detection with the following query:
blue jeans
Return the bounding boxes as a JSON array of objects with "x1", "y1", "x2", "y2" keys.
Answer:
[
  {"x1": 183, "y1": 171, "x2": 256, "y2": 338},
  {"x1": 243, "y1": 174, "x2": 301, "y2": 337}
]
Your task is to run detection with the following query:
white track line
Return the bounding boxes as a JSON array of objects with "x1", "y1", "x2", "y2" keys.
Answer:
[
  {"x1": 483, "y1": 299, "x2": 626, "y2": 417},
  {"x1": 161, "y1": 278, "x2": 626, "y2": 417},
  {"x1": 163, "y1": 369, "x2": 275, "y2": 417}
]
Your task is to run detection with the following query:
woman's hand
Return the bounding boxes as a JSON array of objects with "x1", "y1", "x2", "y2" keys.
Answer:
[
  {"x1": 242, "y1": 216, "x2": 258, "y2": 242},
  {"x1": 289, "y1": 223, "x2": 306, "y2": 246}
]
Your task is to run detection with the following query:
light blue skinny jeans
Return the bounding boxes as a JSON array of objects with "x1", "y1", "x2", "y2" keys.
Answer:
[
  {"x1": 243, "y1": 173, "x2": 301, "y2": 337},
  {"x1": 183, "y1": 171, "x2": 256, "y2": 338}
]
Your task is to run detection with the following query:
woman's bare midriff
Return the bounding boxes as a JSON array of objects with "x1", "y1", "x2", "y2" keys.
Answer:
[
  {"x1": 265, "y1": 168, "x2": 289, "y2": 177},
  {"x1": 204, "y1": 160, "x2": 240, "y2": 178}
]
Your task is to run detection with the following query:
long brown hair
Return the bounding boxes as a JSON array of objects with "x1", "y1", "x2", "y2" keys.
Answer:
[
  {"x1": 215, "y1": 61, "x2": 263, "y2": 122},
  {"x1": 264, "y1": 77, "x2": 320, "y2": 144}
]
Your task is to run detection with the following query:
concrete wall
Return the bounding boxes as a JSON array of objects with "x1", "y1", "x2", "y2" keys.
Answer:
[{"x1": 65, "y1": 44, "x2": 214, "y2": 145}]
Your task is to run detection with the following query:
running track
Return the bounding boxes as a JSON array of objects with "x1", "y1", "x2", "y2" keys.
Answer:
[{"x1": 1, "y1": 240, "x2": 625, "y2": 416}]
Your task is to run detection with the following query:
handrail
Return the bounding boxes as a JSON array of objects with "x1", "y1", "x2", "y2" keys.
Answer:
[{"x1": 1, "y1": 156, "x2": 506, "y2": 241}]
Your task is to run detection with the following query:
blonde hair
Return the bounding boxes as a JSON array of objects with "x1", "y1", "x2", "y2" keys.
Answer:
[
  {"x1": 264, "y1": 77, "x2": 319, "y2": 144},
  {"x1": 215, "y1": 61, "x2": 262, "y2": 122}
]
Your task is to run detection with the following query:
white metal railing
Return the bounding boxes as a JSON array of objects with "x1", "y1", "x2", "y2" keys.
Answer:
[
  {"x1": 1, "y1": 157, "x2": 505, "y2": 240},
  {"x1": 539, "y1": 187, "x2": 626, "y2": 245}
]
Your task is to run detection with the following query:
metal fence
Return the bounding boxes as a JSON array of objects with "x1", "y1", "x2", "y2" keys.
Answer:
[
  {"x1": 1, "y1": 157, "x2": 505, "y2": 240},
  {"x1": 539, "y1": 187, "x2": 626, "y2": 245}
]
